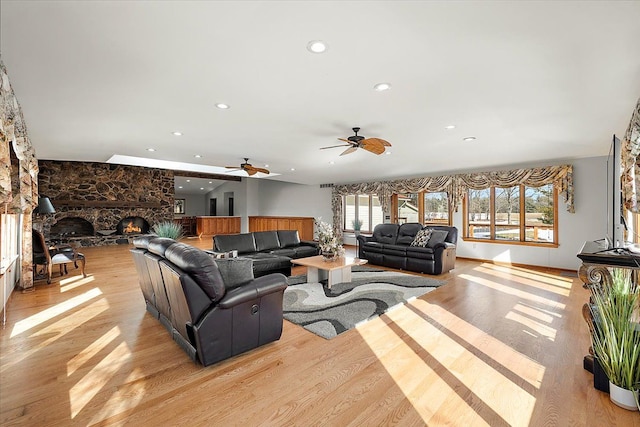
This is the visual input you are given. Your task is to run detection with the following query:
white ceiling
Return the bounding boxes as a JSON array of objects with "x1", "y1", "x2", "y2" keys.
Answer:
[{"x1": 2, "y1": 1, "x2": 639, "y2": 186}]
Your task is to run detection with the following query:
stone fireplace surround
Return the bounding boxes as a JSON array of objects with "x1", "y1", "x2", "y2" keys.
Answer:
[{"x1": 37, "y1": 160, "x2": 174, "y2": 247}]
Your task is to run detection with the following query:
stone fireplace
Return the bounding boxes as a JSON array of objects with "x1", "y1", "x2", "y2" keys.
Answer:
[{"x1": 37, "y1": 160, "x2": 174, "y2": 246}]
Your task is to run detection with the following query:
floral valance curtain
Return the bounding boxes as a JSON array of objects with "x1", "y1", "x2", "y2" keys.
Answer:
[
  {"x1": 332, "y1": 164, "x2": 574, "y2": 239},
  {"x1": 621, "y1": 97, "x2": 640, "y2": 213}
]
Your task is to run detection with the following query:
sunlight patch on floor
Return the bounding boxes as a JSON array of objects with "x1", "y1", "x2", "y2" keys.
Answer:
[
  {"x1": 474, "y1": 264, "x2": 571, "y2": 296},
  {"x1": 59, "y1": 275, "x2": 95, "y2": 292},
  {"x1": 460, "y1": 273, "x2": 567, "y2": 310},
  {"x1": 10, "y1": 287, "x2": 103, "y2": 338},
  {"x1": 0, "y1": 299, "x2": 109, "y2": 374},
  {"x1": 70, "y1": 341, "x2": 131, "y2": 419},
  {"x1": 505, "y1": 311, "x2": 557, "y2": 342},
  {"x1": 88, "y1": 367, "x2": 146, "y2": 425},
  {"x1": 359, "y1": 301, "x2": 544, "y2": 426},
  {"x1": 67, "y1": 325, "x2": 121, "y2": 376}
]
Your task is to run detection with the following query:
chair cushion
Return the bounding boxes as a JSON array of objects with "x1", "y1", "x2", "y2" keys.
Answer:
[
  {"x1": 214, "y1": 233, "x2": 257, "y2": 254},
  {"x1": 214, "y1": 257, "x2": 255, "y2": 289},
  {"x1": 397, "y1": 223, "x2": 422, "y2": 245},
  {"x1": 165, "y1": 243, "x2": 226, "y2": 302},
  {"x1": 410, "y1": 228, "x2": 433, "y2": 247},
  {"x1": 277, "y1": 230, "x2": 301, "y2": 248}
]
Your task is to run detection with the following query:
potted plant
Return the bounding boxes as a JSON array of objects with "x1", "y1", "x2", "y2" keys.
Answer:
[
  {"x1": 151, "y1": 221, "x2": 184, "y2": 240},
  {"x1": 352, "y1": 218, "x2": 363, "y2": 236},
  {"x1": 589, "y1": 268, "x2": 640, "y2": 411}
]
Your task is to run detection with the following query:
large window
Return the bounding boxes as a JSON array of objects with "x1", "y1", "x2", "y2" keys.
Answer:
[
  {"x1": 393, "y1": 192, "x2": 452, "y2": 226},
  {"x1": 464, "y1": 184, "x2": 557, "y2": 245},
  {"x1": 343, "y1": 194, "x2": 383, "y2": 233},
  {"x1": 424, "y1": 192, "x2": 450, "y2": 225}
]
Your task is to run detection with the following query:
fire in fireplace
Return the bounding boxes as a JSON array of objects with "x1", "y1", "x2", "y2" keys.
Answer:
[{"x1": 116, "y1": 216, "x2": 150, "y2": 235}]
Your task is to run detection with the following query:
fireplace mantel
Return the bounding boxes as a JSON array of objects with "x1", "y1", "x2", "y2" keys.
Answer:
[{"x1": 52, "y1": 200, "x2": 162, "y2": 208}]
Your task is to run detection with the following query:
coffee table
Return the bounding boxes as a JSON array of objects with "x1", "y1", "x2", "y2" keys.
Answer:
[{"x1": 290, "y1": 255, "x2": 368, "y2": 289}]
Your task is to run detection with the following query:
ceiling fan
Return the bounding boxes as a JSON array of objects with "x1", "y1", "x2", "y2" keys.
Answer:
[
  {"x1": 225, "y1": 158, "x2": 270, "y2": 176},
  {"x1": 320, "y1": 127, "x2": 392, "y2": 156}
]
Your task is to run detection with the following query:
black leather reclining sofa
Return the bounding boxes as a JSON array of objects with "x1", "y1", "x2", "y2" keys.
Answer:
[
  {"x1": 212, "y1": 230, "x2": 320, "y2": 277},
  {"x1": 130, "y1": 236, "x2": 288, "y2": 367},
  {"x1": 357, "y1": 223, "x2": 458, "y2": 275}
]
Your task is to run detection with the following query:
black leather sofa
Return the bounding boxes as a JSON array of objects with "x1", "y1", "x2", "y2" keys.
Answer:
[
  {"x1": 212, "y1": 230, "x2": 320, "y2": 277},
  {"x1": 130, "y1": 236, "x2": 288, "y2": 367},
  {"x1": 357, "y1": 223, "x2": 458, "y2": 275}
]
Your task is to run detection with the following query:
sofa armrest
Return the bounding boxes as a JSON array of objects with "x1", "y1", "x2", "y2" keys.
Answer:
[
  {"x1": 357, "y1": 235, "x2": 375, "y2": 245},
  {"x1": 217, "y1": 273, "x2": 288, "y2": 308}
]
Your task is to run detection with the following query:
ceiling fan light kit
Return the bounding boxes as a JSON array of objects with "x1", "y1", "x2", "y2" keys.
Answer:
[{"x1": 320, "y1": 127, "x2": 392, "y2": 156}]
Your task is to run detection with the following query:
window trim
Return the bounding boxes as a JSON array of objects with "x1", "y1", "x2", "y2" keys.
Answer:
[
  {"x1": 392, "y1": 191, "x2": 452, "y2": 226},
  {"x1": 462, "y1": 184, "x2": 559, "y2": 247},
  {"x1": 342, "y1": 194, "x2": 381, "y2": 234}
]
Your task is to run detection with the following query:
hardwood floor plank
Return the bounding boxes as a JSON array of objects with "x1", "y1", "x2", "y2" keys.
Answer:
[{"x1": 1, "y1": 237, "x2": 639, "y2": 426}]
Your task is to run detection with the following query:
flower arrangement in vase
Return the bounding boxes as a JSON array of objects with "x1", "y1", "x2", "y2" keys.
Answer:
[{"x1": 315, "y1": 218, "x2": 344, "y2": 261}]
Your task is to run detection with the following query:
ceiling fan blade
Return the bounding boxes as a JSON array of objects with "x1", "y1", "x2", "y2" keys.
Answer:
[
  {"x1": 253, "y1": 167, "x2": 270, "y2": 174},
  {"x1": 340, "y1": 146, "x2": 358, "y2": 156},
  {"x1": 365, "y1": 137, "x2": 392, "y2": 147},
  {"x1": 361, "y1": 139, "x2": 386, "y2": 155},
  {"x1": 320, "y1": 144, "x2": 350, "y2": 150},
  {"x1": 244, "y1": 167, "x2": 258, "y2": 176},
  {"x1": 338, "y1": 138, "x2": 351, "y2": 143}
]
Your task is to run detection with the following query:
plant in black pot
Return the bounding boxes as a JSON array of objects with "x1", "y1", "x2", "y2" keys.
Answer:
[{"x1": 589, "y1": 268, "x2": 640, "y2": 411}]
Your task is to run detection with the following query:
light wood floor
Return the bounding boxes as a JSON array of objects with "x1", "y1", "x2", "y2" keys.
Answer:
[{"x1": 1, "y1": 237, "x2": 638, "y2": 426}]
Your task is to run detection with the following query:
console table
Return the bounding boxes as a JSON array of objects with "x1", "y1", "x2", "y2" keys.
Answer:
[{"x1": 576, "y1": 240, "x2": 640, "y2": 391}]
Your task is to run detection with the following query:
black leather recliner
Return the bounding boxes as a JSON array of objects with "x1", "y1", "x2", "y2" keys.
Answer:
[
  {"x1": 213, "y1": 230, "x2": 319, "y2": 277},
  {"x1": 131, "y1": 236, "x2": 288, "y2": 366},
  {"x1": 357, "y1": 223, "x2": 458, "y2": 275}
]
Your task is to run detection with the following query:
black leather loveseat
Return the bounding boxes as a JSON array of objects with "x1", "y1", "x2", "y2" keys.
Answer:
[
  {"x1": 357, "y1": 223, "x2": 457, "y2": 275},
  {"x1": 213, "y1": 230, "x2": 320, "y2": 277},
  {"x1": 131, "y1": 236, "x2": 288, "y2": 367}
]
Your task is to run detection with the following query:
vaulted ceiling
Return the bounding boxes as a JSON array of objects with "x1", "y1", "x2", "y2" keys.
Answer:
[{"x1": 1, "y1": 1, "x2": 639, "y2": 186}]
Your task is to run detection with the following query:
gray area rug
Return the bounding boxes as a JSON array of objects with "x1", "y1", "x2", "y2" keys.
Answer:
[{"x1": 283, "y1": 267, "x2": 446, "y2": 339}]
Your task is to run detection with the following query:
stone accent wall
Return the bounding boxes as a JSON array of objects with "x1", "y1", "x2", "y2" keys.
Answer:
[{"x1": 37, "y1": 160, "x2": 174, "y2": 246}]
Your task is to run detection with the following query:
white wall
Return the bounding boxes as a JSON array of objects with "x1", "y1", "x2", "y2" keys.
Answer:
[
  {"x1": 455, "y1": 156, "x2": 607, "y2": 270},
  {"x1": 174, "y1": 193, "x2": 207, "y2": 216},
  {"x1": 257, "y1": 180, "x2": 333, "y2": 221},
  {"x1": 206, "y1": 180, "x2": 249, "y2": 231}
]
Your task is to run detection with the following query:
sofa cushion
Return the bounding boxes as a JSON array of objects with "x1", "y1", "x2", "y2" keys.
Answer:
[
  {"x1": 214, "y1": 257, "x2": 255, "y2": 289},
  {"x1": 406, "y1": 245, "x2": 435, "y2": 259},
  {"x1": 362, "y1": 241, "x2": 385, "y2": 253},
  {"x1": 397, "y1": 223, "x2": 423, "y2": 245},
  {"x1": 426, "y1": 229, "x2": 449, "y2": 248},
  {"x1": 270, "y1": 248, "x2": 297, "y2": 258},
  {"x1": 254, "y1": 231, "x2": 281, "y2": 252},
  {"x1": 165, "y1": 243, "x2": 226, "y2": 302},
  {"x1": 292, "y1": 245, "x2": 319, "y2": 258},
  {"x1": 372, "y1": 224, "x2": 399, "y2": 244},
  {"x1": 148, "y1": 237, "x2": 178, "y2": 257},
  {"x1": 383, "y1": 244, "x2": 408, "y2": 257},
  {"x1": 410, "y1": 228, "x2": 433, "y2": 247},
  {"x1": 214, "y1": 233, "x2": 257, "y2": 254},
  {"x1": 133, "y1": 234, "x2": 154, "y2": 250},
  {"x1": 277, "y1": 230, "x2": 301, "y2": 248}
]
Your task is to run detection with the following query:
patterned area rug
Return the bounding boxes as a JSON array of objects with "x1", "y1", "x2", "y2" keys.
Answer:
[{"x1": 283, "y1": 268, "x2": 446, "y2": 339}]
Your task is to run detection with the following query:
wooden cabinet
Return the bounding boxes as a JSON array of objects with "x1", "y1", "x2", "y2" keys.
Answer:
[
  {"x1": 196, "y1": 216, "x2": 241, "y2": 236},
  {"x1": 248, "y1": 216, "x2": 314, "y2": 241},
  {"x1": 174, "y1": 216, "x2": 197, "y2": 236}
]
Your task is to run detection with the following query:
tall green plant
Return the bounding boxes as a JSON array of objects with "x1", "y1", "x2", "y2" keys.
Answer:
[
  {"x1": 590, "y1": 268, "x2": 640, "y2": 390},
  {"x1": 151, "y1": 221, "x2": 184, "y2": 240}
]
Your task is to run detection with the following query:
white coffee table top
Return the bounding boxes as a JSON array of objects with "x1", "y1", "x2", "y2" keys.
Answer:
[{"x1": 290, "y1": 255, "x2": 368, "y2": 271}]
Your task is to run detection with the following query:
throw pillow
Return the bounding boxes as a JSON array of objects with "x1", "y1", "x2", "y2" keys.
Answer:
[
  {"x1": 410, "y1": 228, "x2": 433, "y2": 247},
  {"x1": 427, "y1": 229, "x2": 449, "y2": 248},
  {"x1": 214, "y1": 257, "x2": 254, "y2": 289}
]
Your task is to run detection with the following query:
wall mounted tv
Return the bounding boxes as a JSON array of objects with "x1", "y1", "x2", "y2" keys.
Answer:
[{"x1": 607, "y1": 134, "x2": 625, "y2": 248}]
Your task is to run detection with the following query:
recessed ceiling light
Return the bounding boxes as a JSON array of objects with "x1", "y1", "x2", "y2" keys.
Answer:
[
  {"x1": 307, "y1": 40, "x2": 328, "y2": 54},
  {"x1": 215, "y1": 103, "x2": 230, "y2": 109},
  {"x1": 186, "y1": 179, "x2": 191, "y2": 182},
  {"x1": 329, "y1": 161, "x2": 335, "y2": 165},
  {"x1": 445, "y1": 125, "x2": 456, "y2": 130},
  {"x1": 172, "y1": 131, "x2": 182, "y2": 136},
  {"x1": 386, "y1": 151, "x2": 392, "y2": 155},
  {"x1": 264, "y1": 164, "x2": 269, "y2": 168},
  {"x1": 463, "y1": 136, "x2": 477, "y2": 142},
  {"x1": 208, "y1": 181, "x2": 212, "y2": 184},
  {"x1": 290, "y1": 168, "x2": 296, "y2": 171},
  {"x1": 194, "y1": 154, "x2": 202, "y2": 158},
  {"x1": 200, "y1": 187, "x2": 204, "y2": 190},
  {"x1": 178, "y1": 186, "x2": 183, "y2": 189},
  {"x1": 373, "y1": 82, "x2": 391, "y2": 91},
  {"x1": 147, "y1": 148, "x2": 156, "y2": 152}
]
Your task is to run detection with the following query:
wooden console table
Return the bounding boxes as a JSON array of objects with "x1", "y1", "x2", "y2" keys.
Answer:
[{"x1": 576, "y1": 240, "x2": 640, "y2": 390}]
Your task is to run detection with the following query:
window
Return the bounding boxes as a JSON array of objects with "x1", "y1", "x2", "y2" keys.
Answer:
[
  {"x1": 424, "y1": 191, "x2": 450, "y2": 225},
  {"x1": 343, "y1": 194, "x2": 383, "y2": 233},
  {"x1": 1, "y1": 214, "x2": 19, "y2": 268},
  {"x1": 397, "y1": 193, "x2": 419, "y2": 224},
  {"x1": 464, "y1": 184, "x2": 558, "y2": 245}
]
